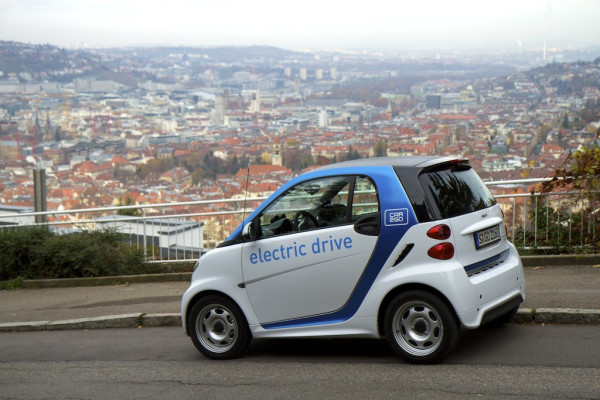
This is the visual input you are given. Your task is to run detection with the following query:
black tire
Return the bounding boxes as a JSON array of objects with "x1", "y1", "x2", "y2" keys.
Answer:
[
  {"x1": 188, "y1": 295, "x2": 251, "y2": 359},
  {"x1": 384, "y1": 290, "x2": 460, "y2": 364}
]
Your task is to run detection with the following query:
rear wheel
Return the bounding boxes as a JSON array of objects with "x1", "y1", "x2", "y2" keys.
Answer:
[
  {"x1": 188, "y1": 295, "x2": 251, "y2": 359},
  {"x1": 384, "y1": 290, "x2": 459, "y2": 364}
]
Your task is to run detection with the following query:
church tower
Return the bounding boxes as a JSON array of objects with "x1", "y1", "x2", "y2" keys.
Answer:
[
  {"x1": 43, "y1": 111, "x2": 54, "y2": 142},
  {"x1": 33, "y1": 110, "x2": 43, "y2": 142},
  {"x1": 272, "y1": 136, "x2": 282, "y2": 166}
]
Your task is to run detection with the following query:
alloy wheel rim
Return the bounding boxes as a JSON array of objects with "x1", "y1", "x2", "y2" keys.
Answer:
[
  {"x1": 392, "y1": 300, "x2": 443, "y2": 356},
  {"x1": 196, "y1": 304, "x2": 238, "y2": 353}
]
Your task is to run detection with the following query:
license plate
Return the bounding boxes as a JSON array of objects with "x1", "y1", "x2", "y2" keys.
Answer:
[{"x1": 474, "y1": 225, "x2": 501, "y2": 249}]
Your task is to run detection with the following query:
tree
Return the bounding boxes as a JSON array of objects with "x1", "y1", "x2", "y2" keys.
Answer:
[
  {"x1": 373, "y1": 140, "x2": 388, "y2": 157},
  {"x1": 191, "y1": 169, "x2": 205, "y2": 185},
  {"x1": 539, "y1": 129, "x2": 600, "y2": 250},
  {"x1": 283, "y1": 147, "x2": 313, "y2": 171},
  {"x1": 229, "y1": 155, "x2": 240, "y2": 175},
  {"x1": 137, "y1": 157, "x2": 178, "y2": 178},
  {"x1": 115, "y1": 196, "x2": 141, "y2": 217},
  {"x1": 345, "y1": 146, "x2": 361, "y2": 161},
  {"x1": 561, "y1": 113, "x2": 570, "y2": 129}
]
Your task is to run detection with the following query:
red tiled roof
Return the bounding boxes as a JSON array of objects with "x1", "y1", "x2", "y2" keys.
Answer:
[
  {"x1": 235, "y1": 164, "x2": 292, "y2": 177},
  {"x1": 111, "y1": 155, "x2": 130, "y2": 166}
]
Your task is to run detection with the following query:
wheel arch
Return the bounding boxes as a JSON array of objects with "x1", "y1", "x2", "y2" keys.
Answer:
[{"x1": 377, "y1": 283, "x2": 459, "y2": 337}]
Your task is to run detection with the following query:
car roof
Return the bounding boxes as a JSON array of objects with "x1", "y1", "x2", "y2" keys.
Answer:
[{"x1": 316, "y1": 156, "x2": 466, "y2": 171}]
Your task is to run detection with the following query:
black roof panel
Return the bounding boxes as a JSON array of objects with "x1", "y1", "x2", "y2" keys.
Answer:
[{"x1": 316, "y1": 156, "x2": 465, "y2": 171}]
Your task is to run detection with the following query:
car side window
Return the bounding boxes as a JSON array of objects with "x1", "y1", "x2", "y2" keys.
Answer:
[
  {"x1": 351, "y1": 176, "x2": 379, "y2": 220},
  {"x1": 258, "y1": 176, "x2": 352, "y2": 238}
]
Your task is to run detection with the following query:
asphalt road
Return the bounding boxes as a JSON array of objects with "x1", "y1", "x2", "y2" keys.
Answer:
[{"x1": 1, "y1": 325, "x2": 599, "y2": 399}]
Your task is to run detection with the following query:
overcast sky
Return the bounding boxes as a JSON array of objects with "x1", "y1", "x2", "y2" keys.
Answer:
[{"x1": 0, "y1": 0, "x2": 599, "y2": 52}]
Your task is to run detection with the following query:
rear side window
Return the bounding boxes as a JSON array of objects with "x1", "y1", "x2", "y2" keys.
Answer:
[
  {"x1": 419, "y1": 166, "x2": 496, "y2": 219},
  {"x1": 351, "y1": 176, "x2": 379, "y2": 220}
]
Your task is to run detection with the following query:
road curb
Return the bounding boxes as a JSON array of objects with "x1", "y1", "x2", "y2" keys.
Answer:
[
  {"x1": 513, "y1": 308, "x2": 534, "y2": 324},
  {"x1": 1, "y1": 308, "x2": 599, "y2": 333},
  {"x1": 20, "y1": 273, "x2": 192, "y2": 289},
  {"x1": 534, "y1": 308, "x2": 600, "y2": 325},
  {"x1": 0, "y1": 320, "x2": 51, "y2": 332},
  {"x1": 141, "y1": 313, "x2": 182, "y2": 327},
  {"x1": 520, "y1": 254, "x2": 600, "y2": 266},
  {"x1": 0, "y1": 313, "x2": 181, "y2": 332},
  {"x1": 0, "y1": 314, "x2": 144, "y2": 332}
]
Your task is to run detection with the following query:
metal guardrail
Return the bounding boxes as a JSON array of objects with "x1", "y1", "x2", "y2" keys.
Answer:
[
  {"x1": 487, "y1": 179, "x2": 598, "y2": 253},
  {"x1": 0, "y1": 197, "x2": 267, "y2": 263},
  {"x1": 0, "y1": 178, "x2": 597, "y2": 261}
]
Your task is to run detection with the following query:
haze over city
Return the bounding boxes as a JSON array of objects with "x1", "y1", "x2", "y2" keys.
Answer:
[
  {"x1": 1, "y1": 0, "x2": 600, "y2": 253},
  {"x1": 1, "y1": 0, "x2": 600, "y2": 52}
]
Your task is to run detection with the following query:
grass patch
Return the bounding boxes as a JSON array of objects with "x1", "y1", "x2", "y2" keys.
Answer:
[{"x1": 0, "y1": 277, "x2": 23, "y2": 290}]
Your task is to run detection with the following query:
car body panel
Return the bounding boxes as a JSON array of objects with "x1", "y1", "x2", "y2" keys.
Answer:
[
  {"x1": 241, "y1": 225, "x2": 377, "y2": 323},
  {"x1": 181, "y1": 156, "x2": 525, "y2": 341}
]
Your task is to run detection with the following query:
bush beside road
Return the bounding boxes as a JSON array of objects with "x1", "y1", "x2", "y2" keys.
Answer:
[{"x1": 0, "y1": 226, "x2": 148, "y2": 281}]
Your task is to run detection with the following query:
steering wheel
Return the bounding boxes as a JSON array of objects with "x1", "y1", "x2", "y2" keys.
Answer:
[{"x1": 293, "y1": 210, "x2": 318, "y2": 231}]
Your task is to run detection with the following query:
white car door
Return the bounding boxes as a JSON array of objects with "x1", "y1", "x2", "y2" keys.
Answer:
[{"x1": 241, "y1": 176, "x2": 379, "y2": 325}]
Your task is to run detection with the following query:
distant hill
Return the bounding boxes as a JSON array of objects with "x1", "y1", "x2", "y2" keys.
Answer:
[
  {"x1": 0, "y1": 41, "x2": 104, "y2": 81},
  {"x1": 527, "y1": 57, "x2": 600, "y2": 96},
  {"x1": 0, "y1": 41, "x2": 300, "y2": 83},
  {"x1": 103, "y1": 45, "x2": 301, "y2": 63}
]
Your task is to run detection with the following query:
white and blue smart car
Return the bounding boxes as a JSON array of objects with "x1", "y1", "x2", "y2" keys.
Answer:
[{"x1": 181, "y1": 156, "x2": 525, "y2": 363}]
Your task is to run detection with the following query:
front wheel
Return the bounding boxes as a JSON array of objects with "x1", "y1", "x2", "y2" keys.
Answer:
[
  {"x1": 384, "y1": 290, "x2": 459, "y2": 364},
  {"x1": 188, "y1": 295, "x2": 251, "y2": 359}
]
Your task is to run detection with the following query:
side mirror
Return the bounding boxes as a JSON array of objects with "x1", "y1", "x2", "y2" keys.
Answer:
[
  {"x1": 242, "y1": 219, "x2": 260, "y2": 240},
  {"x1": 242, "y1": 221, "x2": 253, "y2": 239}
]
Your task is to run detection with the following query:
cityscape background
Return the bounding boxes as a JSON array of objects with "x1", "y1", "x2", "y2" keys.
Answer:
[{"x1": 1, "y1": 1, "x2": 600, "y2": 249}]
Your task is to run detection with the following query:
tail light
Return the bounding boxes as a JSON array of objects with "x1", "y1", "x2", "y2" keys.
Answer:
[
  {"x1": 427, "y1": 224, "x2": 453, "y2": 259},
  {"x1": 427, "y1": 224, "x2": 451, "y2": 240},
  {"x1": 427, "y1": 242, "x2": 455, "y2": 260}
]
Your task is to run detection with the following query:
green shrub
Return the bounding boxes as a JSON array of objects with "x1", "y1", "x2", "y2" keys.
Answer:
[
  {"x1": 0, "y1": 225, "x2": 49, "y2": 280},
  {"x1": 0, "y1": 277, "x2": 23, "y2": 290},
  {"x1": 0, "y1": 226, "x2": 145, "y2": 280}
]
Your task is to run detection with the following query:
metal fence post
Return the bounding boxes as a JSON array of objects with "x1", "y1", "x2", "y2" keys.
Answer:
[
  {"x1": 557, "y1": 197, "x2": 561, "y2": 248},
  {"x1": 511, "y1": 197, "x2": 516, "y2": 242},
  {"x1": 523, "y1": 197, "x2": 527, "y2": 248},
  {"x1": 33, "y1": 168, "x2": 47, "y2": 224},
  {"x1": 546, "y1": 196, "x2": 550, "y2": 242},
  {"x1": 534, "y1": 196, "x2": 538, "y2": 248},
  {"x1": 142, "y1": 208, "x2": 147, "y2": 262}
]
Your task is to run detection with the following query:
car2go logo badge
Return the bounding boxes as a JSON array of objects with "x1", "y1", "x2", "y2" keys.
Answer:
[{"x1": 384, "y1": 208, "x2": 409, "y2": 226}]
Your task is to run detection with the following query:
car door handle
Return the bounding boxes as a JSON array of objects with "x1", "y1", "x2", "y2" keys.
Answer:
[{"x1": 354, "y1": 213, "x2": 380, "y2": 236}]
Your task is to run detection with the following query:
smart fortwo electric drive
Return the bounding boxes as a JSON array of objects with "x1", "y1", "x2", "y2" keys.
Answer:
[{"x1": 181, "y1": 156, "x2": 525, "y2": 363}]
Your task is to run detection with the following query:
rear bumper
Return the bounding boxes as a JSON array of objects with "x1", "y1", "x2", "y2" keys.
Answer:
[
  {"x1": 456, "y1": 244, "x2": 525, "y2": 328},
  {"x1": 480, "y1": 294, "x2": 523, "y2": 325}
]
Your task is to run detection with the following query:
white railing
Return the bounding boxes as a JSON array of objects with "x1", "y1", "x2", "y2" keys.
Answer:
[
  {"x1": 0, "y1": 178, "x2": 597, "y2": 261},
  {"x1": 0, "y1": 197, "x2": 267, "y2": 263},
  {"x1": 486, "y1": 178, "x2": 598, "y2": 253}
]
